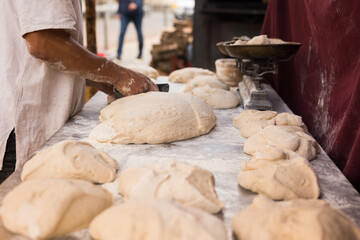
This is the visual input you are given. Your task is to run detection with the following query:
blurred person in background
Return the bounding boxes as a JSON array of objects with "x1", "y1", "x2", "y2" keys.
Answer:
[{"x1": 116, "y1": 0, "x2": 144, "y2": 60}]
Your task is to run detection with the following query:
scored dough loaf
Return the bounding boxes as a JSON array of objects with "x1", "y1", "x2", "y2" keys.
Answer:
[
  {"x1": 21, "y1": 140, "x2": 119, "y2": 183},
  {"x1": 232, "y1": 195, "x2": 360, "y2": 240},
  {"x1": 90, "y1": 92, "x2": 216, "y2": 144},
  {"x1": 168, "y1": 67, "x2": 216, "y2": 83},
  {"x1": 118, "y1": 161, "x2": 224, "y2": 213},
  {"x1": 244, "y1": 125, "x2": 320, "y2": 160},
  {"x1": 238, "y1": 145, "x2": 320, "y2": 200},
  {"x1": 1, "y1": 179, "x2": 112, "y2": 240},
  {"x1": 89, "y1": 200, "x2": 228, "y2": 240},
  {"x1": 183, "y1": 75, "x2": 229, "y2": 92},
  {"x1": 190, "y1": 85, "x2": 240, "y2": 109}
]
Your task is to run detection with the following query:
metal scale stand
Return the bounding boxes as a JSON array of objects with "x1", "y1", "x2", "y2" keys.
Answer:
[
  {"x1": 217, "y1": 39, "x2": 301, "y2": 110},
  {"x1": 236, "y1": 59, "x2": 277, "y2": 110}
]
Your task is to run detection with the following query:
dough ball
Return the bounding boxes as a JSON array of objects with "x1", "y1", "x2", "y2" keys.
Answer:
[
  {"x1": 21, "y1": 140, "x2": 119, "y2": 183},
  {"x1": 232, "y1": 195, "x2": 360, "y2": 240},
  {"x1": 0, "y1": 225, "x2": 11, "y2": 239},
  {"x1": 183, "y1": 75, "x2": 229, "y2": 92},
  {"x1": 238, "y1": 148, "x2": 320, "y2": 200},
  {"x1": 118, "y1": 161, "x2": 224, "y2": 213},
  {"x1": 1, "y1": 179, "x2": 112, "y2": 240},
  {"x1": 251, "y1": 144, "x2": 287, "y2": 161},
  {"x1": 233, "y1": 110, "x2": 307, "y2": 138},
  {"x1": 247, "y1": 35, "x2": 271, "y2": 44},
  {"x1": 252, "y1": 145, "x2": 299, "y2": 162},
  {"x1": 275, "y1": 112, "x2": 303, "y2": 126},
  {"x1": 124, "y1": 64, "x2": 159, "y2": 79},
  {"x1": 233, "y1": 39, "x2": 246, "y2": 45},
  {"x1": 89, "y1": 199, "x2": 227, "y2": 240},
  {"x1": 233, "y1": 110, "x2": 277, "y2": 137},
  {"x1": 276, "y1": 124, "x2": 309, "y2": 134},
  {"x1": 244, "y1": 125, "x2": 320, "y2": 160},
  {"x1": 295, "y1": 131, "x2": 321, "y2": 158},
  {"x1": 190, "y1": 85, "x2": 240, "y2": 109},
  {"x1": 168, "y1": 67, "x2": 216, "y2": 83},
  {"x1": 90, "y1": 92, "x2": 216, "y2": 144},
  {"x1": 233, "y1": 35, "x2": 286, "y2": 45}
]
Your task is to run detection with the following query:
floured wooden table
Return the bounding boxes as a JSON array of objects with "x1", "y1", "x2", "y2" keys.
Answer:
[{"x1": 0, "y1": 77, "x2": 359, "y2": 239}]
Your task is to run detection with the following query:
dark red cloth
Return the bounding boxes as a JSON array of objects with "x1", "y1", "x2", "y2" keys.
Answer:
[{"x1": 261, "y1": 0, "x2": 360, "y2": 191}]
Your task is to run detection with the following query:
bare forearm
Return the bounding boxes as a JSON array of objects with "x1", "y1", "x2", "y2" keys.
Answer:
[
  {"x1": 24, "y1": 29, "x2": 158, "y2": 96},
  {"x1": 25, "y1": 30, "x2": 127, "y2": 85}
]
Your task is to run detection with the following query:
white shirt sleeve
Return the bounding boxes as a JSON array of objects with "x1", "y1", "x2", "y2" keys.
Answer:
[{"x1": 16, "y1": 0, "x2": 78, "y2": 37}]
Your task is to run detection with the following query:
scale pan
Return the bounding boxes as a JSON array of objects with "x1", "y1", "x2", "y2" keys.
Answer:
[
  {"x1": 224, "y1": 42, "x2": 301, "y2": 61},
  {"x1": 216, "y1": 41, "x2": 232, "y2": 55}
]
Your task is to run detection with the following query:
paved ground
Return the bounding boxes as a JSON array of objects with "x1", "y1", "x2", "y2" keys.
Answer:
[{"x1": 90, "y1": 9, "x2": 174, "y2": 65}]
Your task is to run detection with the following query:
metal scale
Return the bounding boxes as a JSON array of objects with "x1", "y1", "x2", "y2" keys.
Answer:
[{"x1": 217, "y1": 39, "x2": 301, "y2": 110}]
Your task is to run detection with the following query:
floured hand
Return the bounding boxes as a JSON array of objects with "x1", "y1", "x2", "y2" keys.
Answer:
[{"x1": 114, "y1": 69, "x2": 158, "y2": 96}]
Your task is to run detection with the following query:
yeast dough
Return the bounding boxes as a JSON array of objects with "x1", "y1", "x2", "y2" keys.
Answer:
[
  {"x1": 233, "y1": 110, "x2": 306, "y2": 138},
  {"x1": 183, "y1": 75, "x2": 229, "y2": 92},
  {"x1": 190, "y1": 85, "x2": 240, "y2": 109},
  {"x1": 168, "y1": 67, "x2": 216, "y2": 83},
  {"x1": 244, "y1": 125, "x2": 320, "y2": 160},
  {"x1": 232, "y1": 195, "x2": 360, "y2": 240},
  {"x1": 1, "y1": 179, "x2": 112, "y2": 240},
  {"x1": 90, "y1": 92, "x2": 216, "y2": 144},
  {"x1": 21, "y1": 140, "x2": 119, "y2": 183},
  {"x1": 118, "y1": 161, "x2": 224, "y2": 213},
  {"x1": 238, "y1": 146, "x2": 320, "y2": 200},
  {"x1": 89, "y1": 200, "x2": 227, "y2": 240}
]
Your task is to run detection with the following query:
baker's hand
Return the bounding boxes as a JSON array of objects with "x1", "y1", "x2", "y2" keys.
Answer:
[
  {"x1": 115, "y1": 69, "x2": 159, "y2": 96},
  {"x1": 128, "y1": 3, "x2": 137, "y2": 11}
]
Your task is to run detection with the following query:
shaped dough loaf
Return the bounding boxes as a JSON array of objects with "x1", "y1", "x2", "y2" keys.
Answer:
[
  {"x1": 1, "y1": 179, "x2": 112, "y2": 240},
  {"x1": 232, "y1": 195, "x2": 360, "y2": 240},
  {"x1": 169, "y1": 67, "x2": 216, "y2": 83},
  {"x1": 244, "y1": 125, "x2": 320, "y2": 160},
  {"x1": 233, "y1": 110, "x2": 307, "y2": 138},
  {"x1": 89, "y1": 200, "x2": 227, "y2": 240},
  {"x1": 183, "y1": 75, "x2": 229, "y2": 92},
  {"x1": 118, "y1": 161, "x2": 224, "y2": 213},
  {"x1": 90, "y1": 92, "x2": 216, "y2": 144},
  {"x1": 190, "y1": 85, "x2": 240, "y2": 109},
  {"x1": 21, "y1": 140, "x2": 119, "y2": 183},
  {"x1": 238, "y1": 145, "x2": 320, "y2": 200}
]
